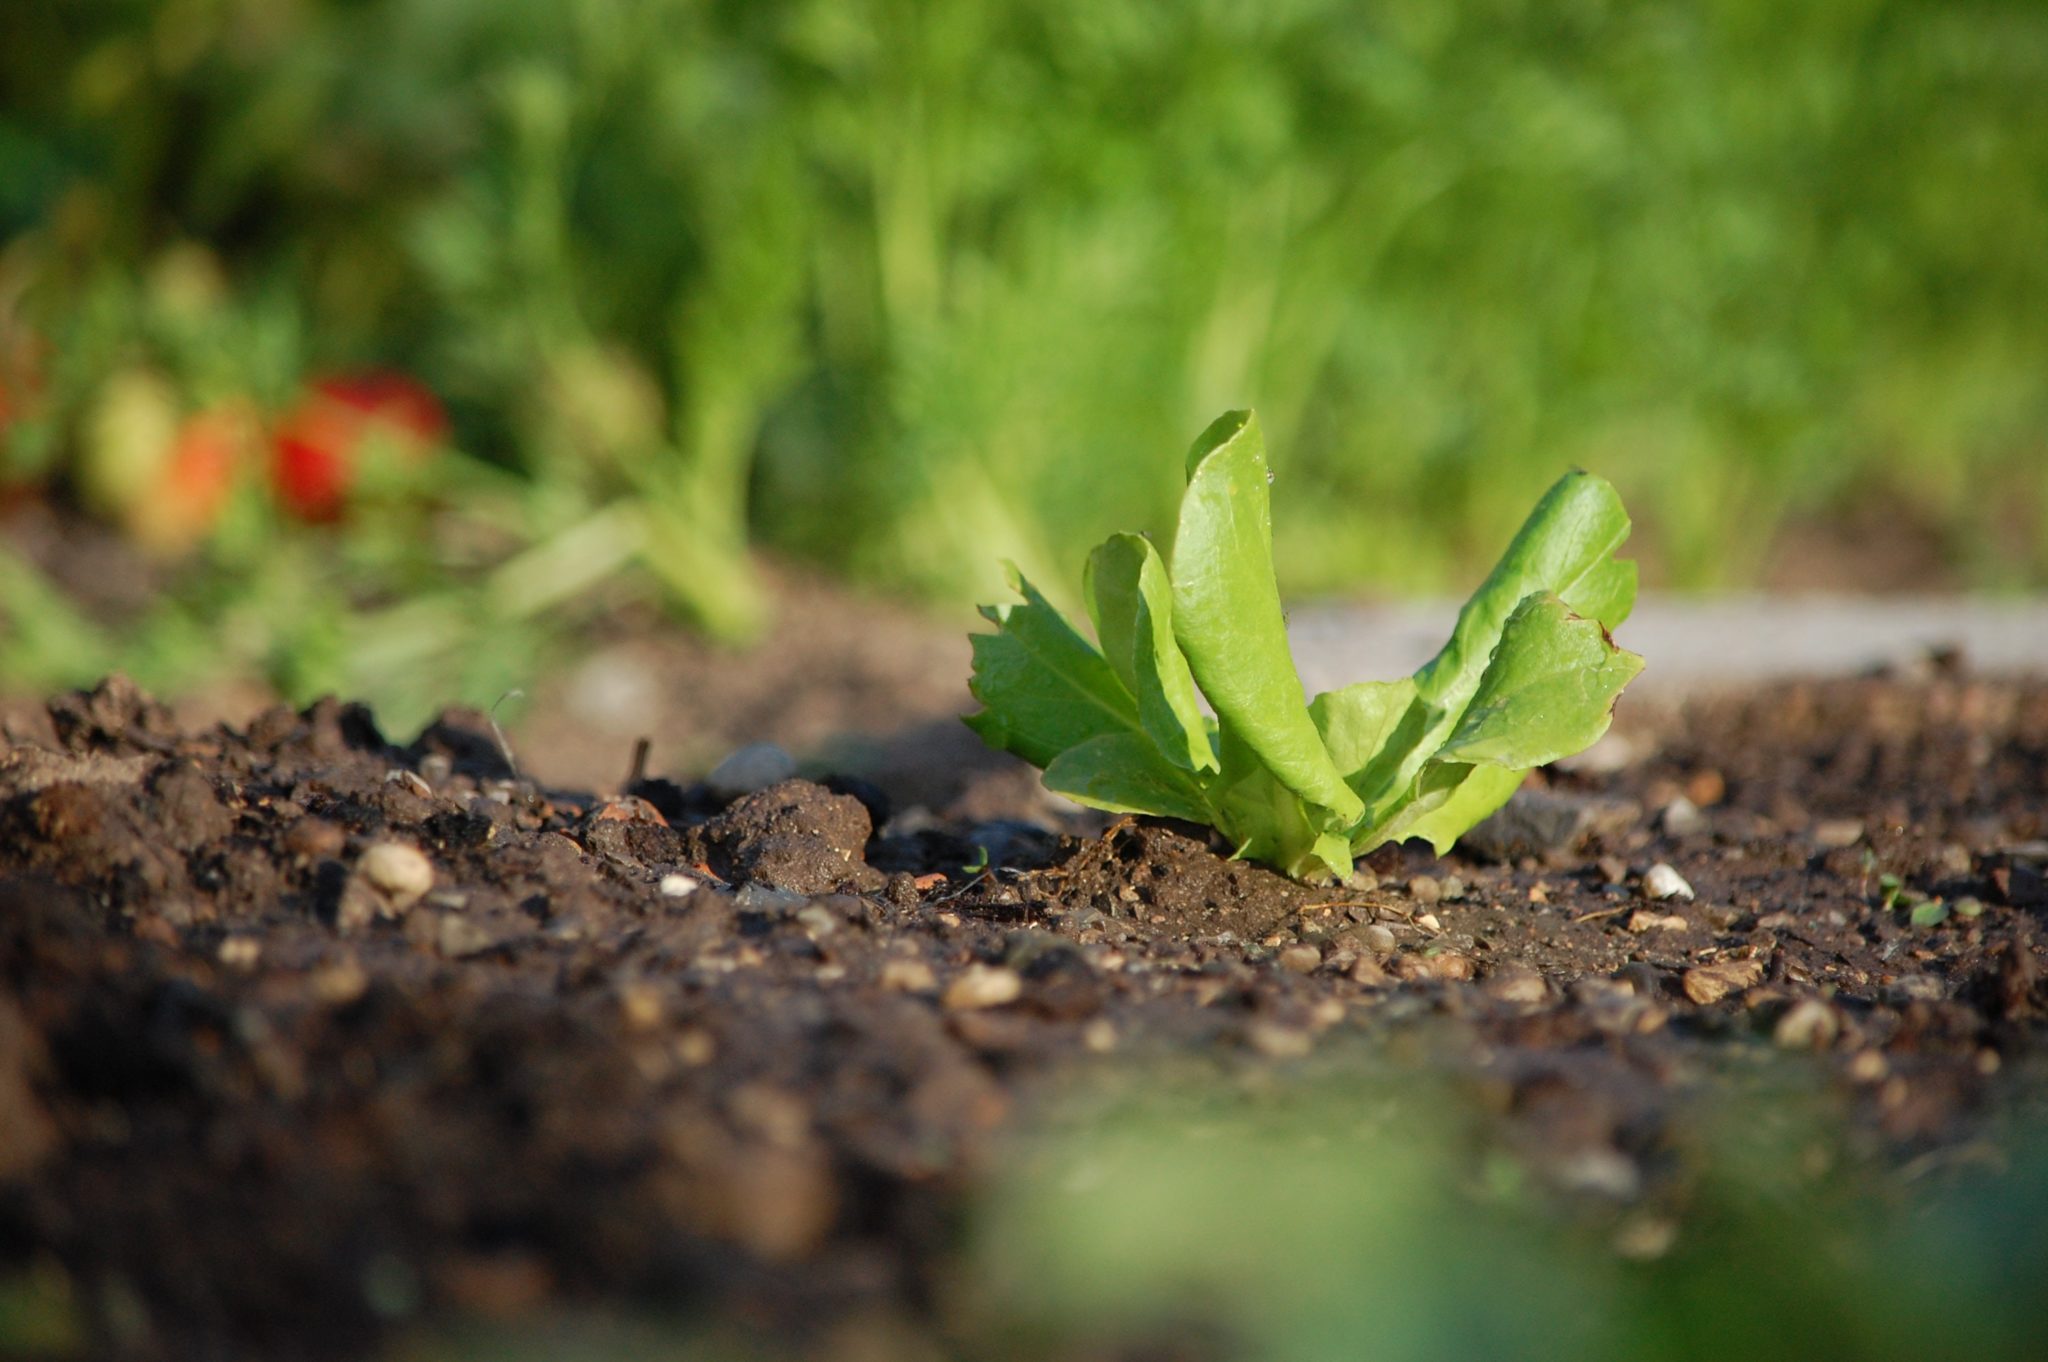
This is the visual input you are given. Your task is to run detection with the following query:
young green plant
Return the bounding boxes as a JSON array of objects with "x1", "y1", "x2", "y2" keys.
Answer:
[{"x1": 965, "y1": 410, "x2": 1645, "y2": 881}]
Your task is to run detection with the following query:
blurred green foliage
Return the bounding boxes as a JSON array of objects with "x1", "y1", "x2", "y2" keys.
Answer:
[
  {"x1": 2, "y1": 0, "x2": 2046, "y2": 722},
  {"x1": 971, "y1": 1056, "x2": 2048, "y2": 1362}
]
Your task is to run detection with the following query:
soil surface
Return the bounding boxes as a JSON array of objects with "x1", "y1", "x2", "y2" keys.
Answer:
[{"x1": 3, "y1": 669, "x2": 2047, "y2": 1360}]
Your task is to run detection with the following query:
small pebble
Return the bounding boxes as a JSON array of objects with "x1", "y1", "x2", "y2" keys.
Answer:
[
  {"x1": 1361, "y1": 924, "x2": 1398, "y2": 957},
  {"x1": 1394, "y1": 952, "x2": 1474, "y2": 983},
  {"x1": 705, "y1": 743, "x2": 798, "y2": 800},
  {"x1": 1626, "y1": 911, "x2": 1689, "y2": 934},
  {"x1": 794, "y1": 905, "x2": 839, "y2": 937},
  {"x1": 943, "y1": 964, "x2": 1022, "y2": 1011},
  {"x1": 1681, "y1": 958, "x2": 1764, "y2": 1005},
  {"x1": 1413, "y1": 912, "x2": 1442, "y2": 933},
  {"x1": 1350, "y1": 956, "x2": 1391, "y2": 987},
  {"x1": 1701, "y1": 903, "x2": 1745, "y2": 930},
  {"x1": 1684, "y1": 769, "x2": 1726, "y2": 807},
  {"x1": 1277, "y1": 944, "x2": 1323, "y2": 974},
  {"x1": 618, "y1": 983, "x2": 665, "y2": 1030},
  {"x1": 1773, "y1": 998, "x2": 1840, "y2": 1050},
  {"x1": 217, "y1": 937, "x2": 261, "y2": 970},
  {"x1": 384, "y1": 769, "x2": 433, "y2": 799},
  {"x1": 1659, "y1": 797, "x2": 1708, "y2": 838},
  {"x1": 360, "y1": 842, "x2": 435, "y2": 910},
  {"x1": 1810, "y1": 818, "x2": 1865, "y2": 850},
  {"x1": 1407, "y1": 875, "x2": 1442, "y2": 906},
  {"x1": 1485, "y1": 965, "x2": 1548, "y2": 1004},
  {"x1": 658, "y1": 873, "x2": 700, "y2": 898},
  {"x1": 1642, "y1": 863, "x2": 1694, "y2": 901},
  {"x1": 309, "y1": 960, "x2": 368, "y2": 1005},
  {"x1": 881, "y1": 958, "x2": 937, "y2": 993}
]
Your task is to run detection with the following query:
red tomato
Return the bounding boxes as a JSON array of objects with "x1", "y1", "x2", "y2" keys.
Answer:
[{"x1": 271, "y1": 372, "x2": 447, "y2": 521}]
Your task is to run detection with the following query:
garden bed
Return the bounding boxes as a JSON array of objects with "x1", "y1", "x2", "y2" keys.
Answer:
[{"x1": 2, "y1": 665, "x2": 2046, "y2": 1359}]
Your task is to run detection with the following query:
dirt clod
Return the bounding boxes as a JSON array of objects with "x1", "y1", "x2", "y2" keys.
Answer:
[{"x1": 685, "y1": 778, "x2": 886, "y2": 894}]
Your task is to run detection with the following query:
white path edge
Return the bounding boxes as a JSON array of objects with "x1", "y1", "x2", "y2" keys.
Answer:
[{"x1": 1287, "y1": 595, "x2": 2048, "y2": 694}]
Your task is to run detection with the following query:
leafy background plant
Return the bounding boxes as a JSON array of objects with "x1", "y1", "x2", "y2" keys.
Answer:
[{"x1": 2, "y1": 0, "x2": 2046, "y2": 729}]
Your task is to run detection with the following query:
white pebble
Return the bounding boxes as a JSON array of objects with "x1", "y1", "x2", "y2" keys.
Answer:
[
  {"x1": 359, "y1": 842, "x2": 434, "y2": 910},
  {"x1": 1642, "y1": 863, "x2": 1695, "y2": 901},
  {"x1": 658, "y1": 873, "x2": 700, "y2": 898},
  {"x1": 217, "y1": 937, "x2": 262, "y2": 969},
  {"x1": 943, "y1": 964, "x2": 1022, "y2": 1011},
  {"x1": 1658, "y1": 797, "x2": 1708, "y2": 837}
]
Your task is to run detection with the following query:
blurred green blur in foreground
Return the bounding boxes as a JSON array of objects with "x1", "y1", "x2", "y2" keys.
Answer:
[
  {"x1": 2, "y1": 0, "x2": 2046, "y2": 726},
  {"x1": 967, "y1": 1058, "x2": 2048, "y2": 1362}
]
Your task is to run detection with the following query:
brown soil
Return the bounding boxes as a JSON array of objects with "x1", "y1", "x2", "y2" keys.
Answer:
[{"x1": 2, "y1": 670, "x2": 2046, "y2": 1360}]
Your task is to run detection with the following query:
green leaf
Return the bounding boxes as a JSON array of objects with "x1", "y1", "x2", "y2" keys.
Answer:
[
  {"x1": 1422, "y1": 471, "x2": 1639, "y2": 668},
  {"x1": 1434, "y1": 593, "x2": 1645, "y2": 768},
  {"x1": 1351, "y1": 595, "x2": 1639, "y2": 855},
  {"x1": 964, "y1": 565, "x2": 1139, "y2": 769},
  {"x1": 1355, "y1": 471, "x2": 1639, "y2": 816},
  {"x1": 1084, "y1": 532, "x2": 1218, "y2": 774},
  {"x1": 1366, "y1": 762, "x2": 1526, "y2": 857},
  {"x1": 1044, "y1": 733, "x2": 1215, "y2": 826},
  {"x1": 1169, "y1": 411, "x2": 1363, "y2": 825},
  {"x1": 1909, "y1": 899, "x2": 1950, "y2": 928},
  {"x1": 1410, "y1": 472, "x2": 1635, "y2": 724},
  {"x1": 1308, "y1": 678, "x2": 1418, "y2": 780}
]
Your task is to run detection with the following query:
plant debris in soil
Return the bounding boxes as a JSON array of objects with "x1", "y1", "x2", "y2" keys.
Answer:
[{"x1": 2, "y1": 671, "x2": 2047, "y2": 1359}]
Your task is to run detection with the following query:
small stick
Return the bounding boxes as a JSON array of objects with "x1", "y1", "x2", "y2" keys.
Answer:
[
  {"x1": 1571, "y1": 904, "x2": 1633, "y2": 925},
  {"x1": 626, "y1": 737, "x2": 652, "y2": 789},
  {"x1": 488, "y1": 689, "x2": 525, "y2": 782}
]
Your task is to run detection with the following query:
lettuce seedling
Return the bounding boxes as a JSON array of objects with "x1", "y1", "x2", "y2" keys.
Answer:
[{"x1": 965, "y1": 410, "x2": 1644, "y2": 881}]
